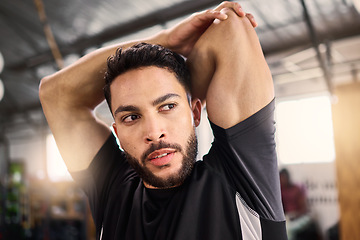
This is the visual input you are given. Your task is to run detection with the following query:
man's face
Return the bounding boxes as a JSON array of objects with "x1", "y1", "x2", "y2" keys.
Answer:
[{"x1": 110, "y1": 66, "x2": 201, "y2": 189}]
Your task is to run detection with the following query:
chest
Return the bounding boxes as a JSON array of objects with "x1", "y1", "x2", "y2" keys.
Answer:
[{"x1": 101, "y1": 171, "x2": 241, "y2": 240}]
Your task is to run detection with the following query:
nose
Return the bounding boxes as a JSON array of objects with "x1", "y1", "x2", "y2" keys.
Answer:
[{"x1": 144, "y1": 117, "x2": 166, "y2": 143}]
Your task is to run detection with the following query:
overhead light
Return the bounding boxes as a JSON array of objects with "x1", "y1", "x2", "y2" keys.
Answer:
[
  {"x1": 0, "y1": 51, "x2": 4, "y2": 73},
  {"x1": 353, "y1": 0, "x2": 360, "y2": 12},
  {"x1": 0, "y1": 79, "x2": 4, "y2": 102}
]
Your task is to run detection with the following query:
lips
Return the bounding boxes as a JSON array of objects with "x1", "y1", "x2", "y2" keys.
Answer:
[{"x1": 147, "y1": 148, "x2": 176, "y2": 166}]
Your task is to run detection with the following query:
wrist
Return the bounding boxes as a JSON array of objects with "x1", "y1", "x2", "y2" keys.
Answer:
[{"x1": 146, "y1": 30, "x2": 169, "y2": 48}]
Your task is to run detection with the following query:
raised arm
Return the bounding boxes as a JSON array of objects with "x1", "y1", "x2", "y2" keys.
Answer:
[
  {"x1": 187, "y1": 9, "x2": 273, "y2": 129},
  {"x1": 39, "y1": 41, "x2": 137, "y2": 172},
  {"x1": 39, "y1": 3, "x2": 252, "y2": 172}
]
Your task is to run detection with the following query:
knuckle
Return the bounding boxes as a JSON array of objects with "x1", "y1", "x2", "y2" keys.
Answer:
[
  {"x1": 191, "y1": 11, "x2": 202, "y2": 18},
  {"x1": 205, "y1": 9, "x2": 213, "y2": 14}
]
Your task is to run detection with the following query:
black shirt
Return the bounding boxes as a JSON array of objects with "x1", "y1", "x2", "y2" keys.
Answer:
[{"x1": 72, "y1": 99, "x2": 287, "y2": 240}]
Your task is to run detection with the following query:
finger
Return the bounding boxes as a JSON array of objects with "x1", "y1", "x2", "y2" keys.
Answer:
[
  {"x1": 214, "y1": 1, "x2": 245, "y2": 17},
  {"x1": 246, "y1": 13, "x2": 258, "y2": 28},
  {"x1": 206, "y1": 9, "x2": 228, "y2": 20},
  {"x1": 195, "y1": 9, "x2": 228, "y2": 23}
]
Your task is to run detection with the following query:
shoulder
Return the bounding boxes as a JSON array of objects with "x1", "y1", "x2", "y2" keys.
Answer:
[
  {"x1": 210, "y1": 98, "x2": 276, "y2": 140},
  {"x1": 72, "y1": 133, "x2": 136, "y2": 187}
]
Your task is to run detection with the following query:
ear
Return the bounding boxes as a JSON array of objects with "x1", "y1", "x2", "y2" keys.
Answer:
[
  {"x1": 111, "y1": 122, "x2": 124, "y2": 150},
  {"x1": 191, "y1": 98, "x2": 202, "y2": 127},
  {"x1": 112, "y1": 122, "x2": 119, "y2": 137}
]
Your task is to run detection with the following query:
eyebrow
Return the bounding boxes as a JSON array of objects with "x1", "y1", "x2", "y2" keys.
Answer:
[
  {"x1": 152, "y1": 93, "x2": 181, "y2": 106},
  {"x1": 114, "y1": 105, "x2": 140, "y2": 116},
  {"x1": 113, "y1": 93, "x2": 181, "y2": 116}
]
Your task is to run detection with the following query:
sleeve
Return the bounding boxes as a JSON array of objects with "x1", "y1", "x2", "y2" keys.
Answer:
[
  {"x1": 204, "y1": 99, "x2": 285, "y2": 221},
  {"x1": 70, "y1": 133, "x2": 137, "y2": 231}
]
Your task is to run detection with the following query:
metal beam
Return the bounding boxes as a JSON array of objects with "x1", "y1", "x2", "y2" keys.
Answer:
[
  {"x1": 300, "y1": 0, "x2": 333, "y2": 93},
  {"x1": 10, "y1": 0, "x2": 224, "y2": 70}
]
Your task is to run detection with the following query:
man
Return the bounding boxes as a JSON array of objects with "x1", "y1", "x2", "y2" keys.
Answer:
[
  {"x1": 280, "y1": 168, "x2": 320, "y2": 240},
  {"x1": 280, "y1": 168, "x2": 308, "y2": 220},
  {"x1": 39, "y1": 2, "x2": 287, "y2": 239}
]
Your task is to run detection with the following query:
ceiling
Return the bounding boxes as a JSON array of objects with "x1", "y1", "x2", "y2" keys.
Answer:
[{"x1": 1, "y1": 0, "x2": 360, "y2": 138}]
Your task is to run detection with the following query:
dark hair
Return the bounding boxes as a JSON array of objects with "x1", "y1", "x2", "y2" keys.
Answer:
[
  {"x1": 280, "y1": 168, "x2": 290, "y2": 179},
  {"x1": 104, "y1": 43, "x2": 191, "y2": 114}
]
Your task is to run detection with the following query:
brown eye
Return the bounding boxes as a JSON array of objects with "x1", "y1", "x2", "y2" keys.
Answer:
[
  {"x1": 122, "y1": 114, "x2": 140, "y2": 123},
  {"x1": 160, "y1": 103, "x2": 176, "y2": 111}
]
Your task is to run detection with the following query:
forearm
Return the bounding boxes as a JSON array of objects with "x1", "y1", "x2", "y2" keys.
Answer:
[
  {"x1": 186, "y1": 41, "x2": 215, "y2": 104},
  {"x1": 188, "y1": 10, "x2": 274, "y2": 128},
  {"x1": 39, "y1": 33, "x2": 167, "y2": 111},
  {"x1": 39, "y1": 2, "x2": 250, "y2": 111}
]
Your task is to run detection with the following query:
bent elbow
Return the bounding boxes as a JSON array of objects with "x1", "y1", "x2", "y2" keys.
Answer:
[
  {"x1": 39, "y1": 76, "x2": 50, "y2": 103},
  {"x1": 39, "y1": 75, "x2": 59, "y2": 105}
]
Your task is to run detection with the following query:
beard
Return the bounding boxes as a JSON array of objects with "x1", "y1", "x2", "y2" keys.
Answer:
[{"x1": 124, "y1": 132, "x2": 198, "y2": 189}]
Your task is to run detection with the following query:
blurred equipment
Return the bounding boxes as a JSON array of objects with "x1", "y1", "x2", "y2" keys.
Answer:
[{"x1": 2, "y1": 162, "x2": 30, "y2": 239}]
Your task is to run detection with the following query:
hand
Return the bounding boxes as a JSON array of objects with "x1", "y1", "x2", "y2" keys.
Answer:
[
  {"x1": 163, "y1": 1, "x2": 257, "y2": 57},
  {"x1": 213, "y1": 1, "x2": 257, "y2": 27}
]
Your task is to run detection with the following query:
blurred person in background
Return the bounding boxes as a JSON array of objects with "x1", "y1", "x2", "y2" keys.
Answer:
[{"x1": 280, "y1": 168, "x2": 321, "y2": 240}]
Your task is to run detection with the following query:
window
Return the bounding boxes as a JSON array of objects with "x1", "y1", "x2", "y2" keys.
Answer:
[
  {"x1": 275, "y1": 95, "x2": 336, "y2": 164},
  {"x1": 46, "y1": 134, "x2": 73, "y2": 182}
]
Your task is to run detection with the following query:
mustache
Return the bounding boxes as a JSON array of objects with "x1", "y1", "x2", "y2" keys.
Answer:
[{"x1": 141, "y1": 141, "x2": 182, "y2": 163}]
